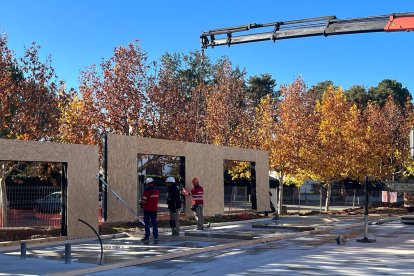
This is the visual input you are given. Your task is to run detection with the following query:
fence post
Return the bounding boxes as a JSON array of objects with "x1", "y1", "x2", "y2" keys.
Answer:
[
  {"x1": 319, "y1": 187, "x2": 322, "y2": 214},
  {"x1": 244, "y1": 187, "x2": 247, "y2": 211},
  {"x1": 65, "y1": 243, "x2": 71, "y2": 264},
  {"x1": 20, "y1": 241, "x2": 26, "y2": 259},
  {"x1": 353, "y1": 188, "x2": 356, "y2": 207}
]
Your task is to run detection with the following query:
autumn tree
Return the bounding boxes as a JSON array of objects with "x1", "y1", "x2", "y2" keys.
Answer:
[
  {"x1": 76, "y1": 40, "x2": 153, "y2": 143},
  {"x1": 0, "y1": 34, "x2": 17, "y2": 139},
  {"x1": 312, "y1": 86, "x2": 352, "y2": 211},
  {"x1": 0, "y1": 35, "x2": 14, "y2": 224},
  {"x1": 252, "y1": 95, "x2": 276, "y2": 150},
  {"x1": 147, "y1": 51, "x2": 211, "y2": 142},
  {"x1": 0, "y1": 40, "x2": 60, "y2": 141},
  {"x1": 362, "y1": 102, "x2": 394, "y2": 179},
  {"x1": 381, "y1": 97, "x2": 410, "y2": 180},
  {"x1": 205, "y1": 57, "x2": 250, "y2": 147},
  {"x1": 222, "y1": 90, "x2": 278, "y2": 183},
  {"x1": 0, "y1": 37, "x2": 61, "y2": 226},
  {"x1": 272, "y1": 78, "x2": 316, "y2": 214},
  {"x1": 58, "y1": 85, "x2": 97, "y2": 144},
  {"x1": 401, "y1": 102, "x2": 414, "y2": 177}
]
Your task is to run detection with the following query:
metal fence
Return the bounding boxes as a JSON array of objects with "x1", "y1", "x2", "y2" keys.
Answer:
[
  {"x1": 281, "y1": 186, "x2": 403, "y2": 208},
  {"x1": 1, "y1": 186, "x2": 62, "y2": 228},
  {"x1": 224, "y1": 186, "x2": 251, "y2": 212}
]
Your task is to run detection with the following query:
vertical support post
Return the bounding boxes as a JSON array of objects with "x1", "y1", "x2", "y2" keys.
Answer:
[
  {"x1": 250, "y1": 162, "x2": 257, "y2": 210},
  {"x1": 20, "y1": 241, "x2": 26, "y2": 259},
  {"x1": 65, "y1": 243, "x2": 71, "y2": 264},
  {"x1": 103, "y1": 134, "x2": 108, "y2": 222},
  {"x1": 61, "y1": 163, "x2": 68, "y2": 236},
  {"x1": 244, "y1": 186, "x2": 247, "y2": 212},
  {"x1": 179, "y1": 156, "x2": 186, "y2": 211}
]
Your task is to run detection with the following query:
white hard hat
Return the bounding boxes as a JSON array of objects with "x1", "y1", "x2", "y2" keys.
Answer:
[
  {"x1": 145, "y1": 177, "x2": 154, "y2": 184},
  {"x1": 166, "y1": 176, "x2": 175, "y2": 183}
]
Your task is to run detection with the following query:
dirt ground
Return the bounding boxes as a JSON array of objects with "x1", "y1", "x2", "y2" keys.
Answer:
[{"x1": 0, "y1": 227, "x2": 60, "y2": 242}]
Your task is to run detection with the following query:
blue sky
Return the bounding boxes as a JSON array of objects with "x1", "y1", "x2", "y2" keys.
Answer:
[{"x1": 1, "y1": 0, "x2": 414, "y2": 92}]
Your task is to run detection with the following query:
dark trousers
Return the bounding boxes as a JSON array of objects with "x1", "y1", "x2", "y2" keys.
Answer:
[{"x1": 144, "y1": 210, "x2": 158, "y2": 239}]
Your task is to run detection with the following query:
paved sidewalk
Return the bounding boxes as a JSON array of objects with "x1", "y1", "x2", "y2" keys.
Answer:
[{"x1": 0, "y1": 215, "x2": 409, "y2": 275}]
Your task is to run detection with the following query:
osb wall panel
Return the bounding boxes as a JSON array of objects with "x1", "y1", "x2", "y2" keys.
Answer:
[
  {"x1": 106, "y1": 135, "x2": 138, "y2": 222},
  {"x1": 0, "y1": 139, "x2": 98, "y2": 239},
  {"x1": 107, "y1": 134, "x2": 269, "y2": 222},
  {"x1": 185, "y1": 142, "x2": 223, "y2": 216}
]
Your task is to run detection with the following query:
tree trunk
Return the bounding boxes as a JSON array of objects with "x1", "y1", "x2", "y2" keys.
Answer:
[
  {"x1": 0, "y1": 171, "x2": 7, "y2": 228},
  {"x1": 278, "y1": 171, "x2": 284, "y2": 215},
  {"x1": 325, "y1": 182, "x2": 332, "y2": 212},
  {"x1": 0, "y1": 163, "x2": 19, "y2": 228}
]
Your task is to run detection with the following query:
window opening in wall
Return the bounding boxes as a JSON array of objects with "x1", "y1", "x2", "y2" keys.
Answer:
[
  {"x1": 223, "y1": 160, "x2": 256, "y2": 213},
  {"x1": 137, "y1": 154, "x2": 185, "y2": 213},
  {"x1": 0, "y1": 161, "x2": 67, "y2": 241}
]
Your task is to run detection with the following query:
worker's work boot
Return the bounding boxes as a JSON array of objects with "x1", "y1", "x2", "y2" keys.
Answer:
[{"x1": 141, "y1": 237, "x2": 149, "y2": 245}]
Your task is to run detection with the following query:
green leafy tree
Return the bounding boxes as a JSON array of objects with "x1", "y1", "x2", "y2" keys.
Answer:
[
  {"x1": 308, "y1": 80, "x2": 337, "y2": 100},
  {"x1": 246, "y1": 73, "x2": 277, "y2": 106},
  {"x1": 368, "y1": 79, "x2": 411, "y2": 107},
  {"x1": 345, "y1": 85, "x2": 370, "y2": 107}
]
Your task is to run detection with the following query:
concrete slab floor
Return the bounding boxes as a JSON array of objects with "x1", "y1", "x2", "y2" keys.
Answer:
[
  {"x1": 0, "y1": 215, "x2": 404, "y2": 275},
  {"x1": 2, "y1": 235, "x2": 234, "y2": 265},
  {"x1": 91, "y1": 222, "x2": 414, "y2": 276}
]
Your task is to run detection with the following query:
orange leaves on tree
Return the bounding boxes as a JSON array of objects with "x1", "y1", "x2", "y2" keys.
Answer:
[
  {"x1": 272, "y1": 78, "x2": 314, "y2": 176},
  {"x1": 313, "y1": 86, "x2": 352, "y2": 182},
  {"x1": 0, "y1": 36, "x2": 59, "y2": 141},
  {"x1": 147, "y1": 52, "x2": 206, "y2": 142},
  {"x1": 78, "y1": 41, "x2": 153, "y2": 140},
  {"x1": 205, "y1": 58, "x2": 249, "y2": 147}
]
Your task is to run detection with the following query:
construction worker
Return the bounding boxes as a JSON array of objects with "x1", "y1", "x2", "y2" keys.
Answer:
[
  {"x1": 166, "y1": 176, "x2": 181, "y2": 236},
  {"x1": 139, "y1": 177, "x2": 160, "y2": 244},
  {"x1": 183, "y1": 177, "x2": 204, "y2": 230}
]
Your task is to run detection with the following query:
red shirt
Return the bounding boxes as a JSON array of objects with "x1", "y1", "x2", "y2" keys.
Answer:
[
  {"x1": 191, "y1": 185, "x2": 204, "y2": 205},
  {"x1": 141, "y1": 185, "x2": 160, "y2": 212}
]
